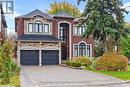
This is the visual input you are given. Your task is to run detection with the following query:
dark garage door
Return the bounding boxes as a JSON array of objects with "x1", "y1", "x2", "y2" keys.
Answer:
[
  {"x1": 42, "y1": 50, "x2": 59, "y2": 65},
  {"x1": 20, "y1": 50, "x2": 39, "y2": 65}
]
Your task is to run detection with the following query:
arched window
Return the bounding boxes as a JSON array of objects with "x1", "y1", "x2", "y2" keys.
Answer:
[
  {"x1": 79, "y1": 42, "x2": 86, "y2": 56},
  {"x1": 34, "y1": 20, "x2": 43, "y2": 33}
]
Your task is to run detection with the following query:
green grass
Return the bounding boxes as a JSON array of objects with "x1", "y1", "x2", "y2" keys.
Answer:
[
  {"x1": 85, "y1": 65, "x2": 130, "y2": 80},
  {"x1": 0, "y1": 74, "x2": 20, "y2": 87}
]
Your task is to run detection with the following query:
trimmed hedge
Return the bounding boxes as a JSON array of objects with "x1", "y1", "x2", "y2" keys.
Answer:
[
  {"x1": 66, "y1": 61, "x2": 81, "y2": 67},
  {"x1": 66, "y1": 56, "x2": 92, "y2": 67},
  {"x1": 94, "y1": 52, "x2": 128, "y2": 71},
  {"x1": 74, "y1": 56, "x2": 92, "y2": 67}
]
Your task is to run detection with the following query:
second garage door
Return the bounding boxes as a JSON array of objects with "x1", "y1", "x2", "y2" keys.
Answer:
[{"x1": 42, "y1": 50, "x2": 59, "y2": 65}]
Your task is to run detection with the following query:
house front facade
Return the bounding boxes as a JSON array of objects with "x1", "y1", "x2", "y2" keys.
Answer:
[
  {"x1": 15, "y1": 9, "x2": 94, "y2": 66},
  {"x1": 0, "y1": 4, "x2": 7, "y2": 45}
]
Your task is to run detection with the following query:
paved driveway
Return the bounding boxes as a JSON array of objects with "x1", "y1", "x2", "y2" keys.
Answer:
[{"x1": 20, "y1": 66, "x2": 130, "y2": 87}]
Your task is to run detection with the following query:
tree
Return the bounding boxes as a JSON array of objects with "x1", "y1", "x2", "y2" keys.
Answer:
[
  {"x1": 78, "y1": 0, "x2": 129, "y2": 53},
  {"x1": 47, "y1": 1, "x2": 81, "y2": 17},
  {"x1": 121, "y1": 36, "x2": 130, "y2": 57},
  {"x1": 0, "y1": 41, "x2": 19, "y2": 84}
]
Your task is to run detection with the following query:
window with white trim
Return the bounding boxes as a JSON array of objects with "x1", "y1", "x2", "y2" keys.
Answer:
[
  {"x1": 74, "y1": 26, "x2": 86, "y2": 35},
  {"x1": 87, "y1": 45, "x2": 91, "y2": 57},
  {"x1": 34, "y1": 20, "x2": 43, "y2": 33},
  {"x1": 79, "y1": 43, "x2": 86, "y2": 56},
  {"x1": 28, "y1": 23, "x2": 33, "y2": 33},
  {"x1": 74, "y1": 45, "x2": 78, "y2": 57},
  {"x1": 73, "y1": 43, "x2": 91, "y2": 57},
  {"x1": 44, "y1": 24, "x2": 49, "y2": 34}
]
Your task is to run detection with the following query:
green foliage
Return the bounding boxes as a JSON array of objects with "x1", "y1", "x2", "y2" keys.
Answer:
[
  {"x1": 0, "y1": 41, "x2": 20, "y2": 84},
  {"x1": 66, "y1": 56, "x2": 92, "y2": 67},
  {"x1": 86, "y1": 65, "x2": 130, "y2": 80},
  {"x1": 94, "y1": 52, "x2": 128, "y2": 71},
  {"x1": 74, "y1": 56, "x2": 92, "y2": 67},
  {"x1": 48, "y1": 1, "x2": 81, "y2": 17},
  {"x1": 66, "y1": 61, "x2": 81, "y2": 67},
  {"x1": 121, "y1": 36, "x2": 130, "y2": 57},
  {"x1": 78, "y1": 0, "x2": 129, "y2": 53}
]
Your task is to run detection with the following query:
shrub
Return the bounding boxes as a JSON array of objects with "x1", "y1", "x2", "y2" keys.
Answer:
[
  {"x1": 74, "y1": 56, "x2": 92, "y2": 67},
  {"x1": 66, "y1": 61, "x2": 81, "y2": 67},
  {"x1": 0, "y1": 41, "x2": 20, "y2": 84},
  {"x1": 94, "y1": 52, "x2": 128, "y2": 71},
  {"x1": 66, "y1": 56, "x2": 92, "y2": 67}
]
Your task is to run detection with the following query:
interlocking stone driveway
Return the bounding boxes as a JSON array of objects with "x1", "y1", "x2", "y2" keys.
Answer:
[{"x1": 20, "y1": 66, "x2": 130, "y2": 87}]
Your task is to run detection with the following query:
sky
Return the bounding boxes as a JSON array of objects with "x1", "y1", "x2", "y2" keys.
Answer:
[{"x1": 5, "y1": 0, "x2": 130, "y2": 34}]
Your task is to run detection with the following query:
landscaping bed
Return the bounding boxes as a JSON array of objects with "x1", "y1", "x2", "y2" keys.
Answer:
[
  {"x1": 85, "y1": 65, "x2": 130, "y2": 80},
  {"x1": 66, "y1": 53, "x2": 130, "y2": 80},
  {"x1": 0, "y1": 74, "x2": 20, "y2": 87}
]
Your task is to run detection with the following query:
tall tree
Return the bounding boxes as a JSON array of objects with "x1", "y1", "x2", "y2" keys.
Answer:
[
  {"x1": 78, "y1": 0, "x2": 129, "y2": 53},
  {"x1": 47, "y1": 1, "x2": 81, "y2": 17}
]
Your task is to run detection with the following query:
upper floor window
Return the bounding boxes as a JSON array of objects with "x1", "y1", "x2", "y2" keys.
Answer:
[
  {"x1": 34, "y1": 21, "x2": 43, "y2": 33},
  {"x1": 44, "y1": 24, "x2": 49, "y2": 34},
  {"x1": 28, "y1": 23, "x2": 33, "y2": 33},
  {"x1": 27, "y1": 20, "x2": 51, "y2": 34},
  {"x1": 74, "y1": 26, "x2": 86, "y2": 35}
]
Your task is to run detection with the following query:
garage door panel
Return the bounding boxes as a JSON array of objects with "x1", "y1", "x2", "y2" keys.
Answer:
[
  {"x1": 42, "y1": 50, "x2": 59, "y2": 65},
  {"x1": 20, "y1": 50, "x2": 39, "y2": 65}
]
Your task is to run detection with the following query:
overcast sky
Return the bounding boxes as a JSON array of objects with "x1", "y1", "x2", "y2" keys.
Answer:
[{"x1": 5, "y1": 0, "x2": 130, "y2": 34}]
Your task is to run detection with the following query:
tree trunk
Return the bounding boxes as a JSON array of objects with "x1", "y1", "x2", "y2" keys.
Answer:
[{"x1": 103, "y1": 36, "x2": 108, "y2": 53}]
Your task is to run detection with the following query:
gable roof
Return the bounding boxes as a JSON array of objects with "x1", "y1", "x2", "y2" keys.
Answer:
[
  {"x1": 16, "y1": 9, "x2": 53, "y2": 20},
  {"x1": 16, "y1": 34, "x2": 62, "y2": 42},
  {"x1": 53, "y1": 11, "x2": 75, "y2": 18}
]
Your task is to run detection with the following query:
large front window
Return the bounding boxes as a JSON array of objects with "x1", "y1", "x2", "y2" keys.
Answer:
[
  {"x1": 35, "y1": 21, "x2": 43, "y2": 33},
  {"x1": 73, "y1": 43, "x2": 91, "y2": 57},
  {"x1": 59, "y1": 23, "x2": 69, "y2": 42},
  {"x1": 79, "y1": 43, "x2": 86, "y2": 56}
]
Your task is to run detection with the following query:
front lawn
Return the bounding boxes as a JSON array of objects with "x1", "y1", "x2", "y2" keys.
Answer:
[
  {"x1": 86, "y1": 65, "x2": 130, "y2": 80},
  {"x1": 0, "y1": 74, "x2": 20, "y2": 87}
]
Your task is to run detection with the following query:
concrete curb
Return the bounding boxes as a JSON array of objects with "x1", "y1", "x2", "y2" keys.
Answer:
[
  {"x1": 59, "y1": 64, "x2": 82, "y2": 70},
  {"x1": 125, "y1": 80, "x2": 130, "y2": 83}
]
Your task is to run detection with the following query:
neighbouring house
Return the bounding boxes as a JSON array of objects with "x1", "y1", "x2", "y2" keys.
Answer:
[
  {"x1": 15, "y1": 9, "x2": 94, "y2": 66},
  {"x1": 0, "y1": 4, "x2": 7, "y2": 45}
]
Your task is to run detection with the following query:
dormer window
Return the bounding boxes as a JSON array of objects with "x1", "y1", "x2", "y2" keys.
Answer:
[{"x1": 34, "y1": 20, "x2": 43, "y2": 33}]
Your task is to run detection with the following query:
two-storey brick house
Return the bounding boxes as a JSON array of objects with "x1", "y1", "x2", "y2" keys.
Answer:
[
  {"x1": 15, "y1": 9, "x2": 94, "y2": 66},
  {"x1": 0, "y1": 4, "x2": 7, "y2": 45}
]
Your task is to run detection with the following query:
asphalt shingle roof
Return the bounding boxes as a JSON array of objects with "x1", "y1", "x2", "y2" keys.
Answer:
[
  {"x1": 54, "y1": 11, "x2": 75, "y2": 18},
  {"x1": 17, "y1": 34, "x2": 62, "y2": 42},
  {"x1": 16, "y1": 9, "x2": 53, "y2": 20}
]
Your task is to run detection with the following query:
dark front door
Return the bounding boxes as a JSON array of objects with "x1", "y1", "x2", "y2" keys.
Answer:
[
  {"x1": 20, "y1": 50, "x2": 39, "y2": 65},
  {"x1": 61, "y1": 45, "x2": 67, "y2": 60},
  {"x1": 42, "y1": 50, "x2": 59, "y2": 65}
]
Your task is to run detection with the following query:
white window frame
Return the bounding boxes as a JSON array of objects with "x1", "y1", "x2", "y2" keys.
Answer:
[
  {"x1": 73, "y1": 42, "x2": 92, "y2": 57},
  {"x1": 73, "y1": 25, "x2": 86, "y2": 36},
  {"x1": 44, "y1": 24, "x2": 50, "y2": 34},
  {"x1": 28, "y1": 23, "x2": 33, "y2": 33},
  {"x1": 34, "y1": 20, "x2": 43, "y2": 33}
]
